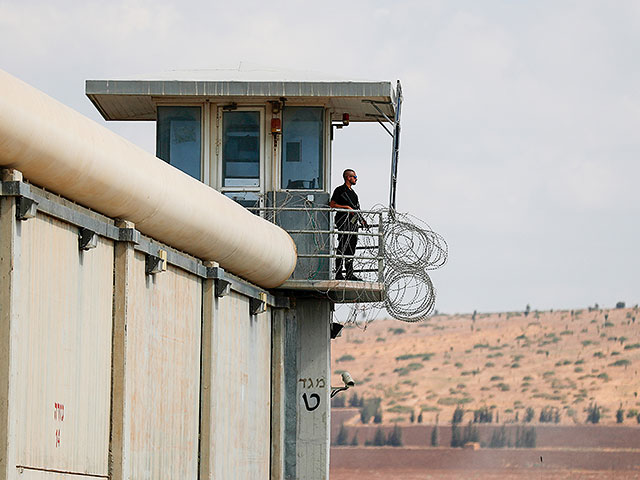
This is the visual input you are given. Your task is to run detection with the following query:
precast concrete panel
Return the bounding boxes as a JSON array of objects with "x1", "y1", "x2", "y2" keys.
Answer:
[
  {"x1": 10, "y1": 212, "x2": 113, "y2": 476},
  {"x1": 126, "y1": 253, "x2": 201, "y2": 480},
  {"x1": 201, "y1": 291, "x2": 271, "y2": 479},
  {"x1": 282, "y1": 300, "x2": 331, "y2": 480}
]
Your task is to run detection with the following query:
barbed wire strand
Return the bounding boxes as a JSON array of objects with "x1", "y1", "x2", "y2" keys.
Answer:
[{"x1": 256, "y1": 193, "x2": 448, "y2": 325}]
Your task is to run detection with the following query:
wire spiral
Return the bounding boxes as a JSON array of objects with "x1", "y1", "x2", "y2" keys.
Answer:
[{"x1": 252, "y1": 193, "x2": 448, "y2": 324}]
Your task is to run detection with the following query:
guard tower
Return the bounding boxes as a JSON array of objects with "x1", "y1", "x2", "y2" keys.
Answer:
[{"x1": 86, "y1": 65, "x2": 401, "y2": 479}]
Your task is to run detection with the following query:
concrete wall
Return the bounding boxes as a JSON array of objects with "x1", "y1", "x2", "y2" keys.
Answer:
[
  {"x1": 3, "y1": 206, "x2": 113, "y2": 479},
  {"x1": 119, "y1": 254, "x2": 202, "y2": 479},
  {"x1": 275, "y1": 299, "x2": 331, "y2": 480},
  {"x1": 0, "y1": 183, "x2": 282, "y2": 480},
  {"x1": 200, "y1": 291, "x2": 271, "y2": 479}
]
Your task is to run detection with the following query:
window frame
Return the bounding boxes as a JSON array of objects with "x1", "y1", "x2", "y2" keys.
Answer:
[
  {"x1": 217, "y1": 106, "x2": 266, "y2": 206},
  {"x1": 155, "y1": 101, "x2": 208, "y2": 183},
  {"x1": 279, "y1": 105, "x2": 327, "y2": 192}
]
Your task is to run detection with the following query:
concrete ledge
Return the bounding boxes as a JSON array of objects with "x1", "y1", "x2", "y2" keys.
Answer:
[{"x1": 276, "y1": 279, "x2": 384, "y2": 303}]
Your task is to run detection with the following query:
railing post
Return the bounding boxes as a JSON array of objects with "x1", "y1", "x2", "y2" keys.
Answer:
[
  {"x1": 377, "y1": 211, "x2": 384, "y2": 283},
  {"x1": 329, "y1": 208, "x2": 335, "y2": 279}
]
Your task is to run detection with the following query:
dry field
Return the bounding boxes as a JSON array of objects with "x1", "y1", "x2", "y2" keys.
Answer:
[
  {"x1": 331, "y1": 306, "x2": 640, "y2": 426},
  {"x1": 331, "y1": 466, "x2": 640, "y2": 480},
  {"x1": 330, "y1": 306, "x2": 640, "y2": 477}
]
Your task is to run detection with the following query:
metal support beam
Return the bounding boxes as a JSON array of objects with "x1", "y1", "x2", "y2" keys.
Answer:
[{"x1": 0, "y1": 178, "x2": 289, "y2": 309}]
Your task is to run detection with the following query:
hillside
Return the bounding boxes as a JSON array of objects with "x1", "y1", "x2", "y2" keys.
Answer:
[{"x1": 331, "y1": 306, "x2": 640, "y2": 426}]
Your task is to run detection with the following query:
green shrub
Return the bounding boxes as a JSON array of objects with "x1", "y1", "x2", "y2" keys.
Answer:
[
  {"x1": 437, "y1": 396, "x2": 473, "y2": 406},
  {"x1": 452, "y1": 406, "x2": 464, "y2": 424},
  {"x1": 336, "y1": 354, "x2": 355, "y2": 362},
  {"x1": 359, "y1": 397, "x2": 382, "y2": 424},
  {"x1": 387, "y1": 405, "x2": 413, "y2": 414},
  {"x1": 515, "y1": 426, "x2": 536, "y2": 447},
  {"x1": 610, "y1": 359, "x2": 631, "y2": 367},
  {"x1": 371, "y1": 427, "x2": 386, "y2": 446},
  {"x1": 430, "y1": 426, "x2": 439, "y2": 446},
  {"x1": 616, "y1": 406, "x2": 624, "y2": 423},
  {"x1": 393, "y1": 362, "x2": 424, "y2": 376},
  {"x1": 395, "y1": 352, "x2": 434, "y2": 361},
  {"x1": 473, "y1": 406, "x2": 493, "y2": 423},
  {"x1": 524, "y1": 407, "x2": 535, "y2": 423},
  {"x1": 334, "y1": 423, "x2": 348, "y2": 445},
  {"x1": 489, "y1": 425, "x2": 508, "y2": 448},
  {"x1": 387, "y1": 424, "x2": 403, "y2": 446},
  {"x1": 586, "y1": 402, "x2": 601, "y2": 424}
]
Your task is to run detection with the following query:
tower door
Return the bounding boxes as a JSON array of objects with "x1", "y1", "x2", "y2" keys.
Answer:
[{"x1": 218, "y1": 108, "x2": 265, "y2": 208}]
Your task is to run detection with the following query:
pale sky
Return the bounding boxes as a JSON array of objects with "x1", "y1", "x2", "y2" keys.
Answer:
[{"x1": 1, "y1": 0, "x2": 638, "y2": 313}]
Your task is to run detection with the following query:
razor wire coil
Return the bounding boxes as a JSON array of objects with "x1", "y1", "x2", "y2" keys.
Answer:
[{"x1": 251, "y1": 193, "x2": 448, "y2": 324}]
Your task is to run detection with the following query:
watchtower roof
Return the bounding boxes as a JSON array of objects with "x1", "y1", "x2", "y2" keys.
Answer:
[{"x1": 86, "y1": 63, "x2": 398, "y2": 122}]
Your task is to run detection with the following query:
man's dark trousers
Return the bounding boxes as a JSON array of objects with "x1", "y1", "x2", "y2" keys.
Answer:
[{"x1": 336, "y1": 218, "x2": 358, "y2": 277}]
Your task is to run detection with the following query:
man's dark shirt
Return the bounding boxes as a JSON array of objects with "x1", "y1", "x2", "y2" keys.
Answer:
[{"x1": 331, "y1": 184, "x2": 360, "y2": 230}]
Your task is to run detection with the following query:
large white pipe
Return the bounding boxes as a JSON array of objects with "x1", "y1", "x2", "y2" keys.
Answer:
[{"x1": 0, "y1": 69, "x2": 296, "y2": 288}]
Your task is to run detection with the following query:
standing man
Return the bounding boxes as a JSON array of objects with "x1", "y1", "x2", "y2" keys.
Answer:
[{"x1": 330, "y1": 169, "x2": 367, "y2": 280}]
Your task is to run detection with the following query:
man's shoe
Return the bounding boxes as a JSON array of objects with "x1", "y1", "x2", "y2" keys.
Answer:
[
  {"x1": 335, "y1": 272, "x2": 344, "y2": 280},
  {"x1": 346, "y1": 274, "x2": 362, "y2": 281}
]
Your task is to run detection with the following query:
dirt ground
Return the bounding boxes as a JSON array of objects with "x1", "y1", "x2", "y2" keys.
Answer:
[
  {"x1": 330, "y1": 447, "x2": 640, "y2": 478},
  {"x1": 331, "y1": 469, "x2": 640, "y2": 480}
]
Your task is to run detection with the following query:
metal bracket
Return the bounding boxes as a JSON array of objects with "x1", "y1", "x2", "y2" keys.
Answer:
[
  {"x1": 250, "y1": 292, "x2": 267, "y2": 315},
  {"x1": 145, "y1": 249, "x2": 167, "y2": 275},
  {"x1": 78, "y1": 228, "x2": 98, "y2": 250},
  {"x1": 330, "y1": 386, "x2": 349, "y2": 398},
  {"x1": 215, "y1": 278, "x2": 231, "y2": 297},
  {"x1": 16, "y1": 197, "x2": 38, "y2": 220}
]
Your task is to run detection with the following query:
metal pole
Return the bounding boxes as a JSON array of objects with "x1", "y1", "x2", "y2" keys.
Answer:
[
  {"x1": 377, "y1": 211, "x2": 385, "y2": 283},
  {"x1": 389, "y1": 80, "x2": 403, "y2": 212}
]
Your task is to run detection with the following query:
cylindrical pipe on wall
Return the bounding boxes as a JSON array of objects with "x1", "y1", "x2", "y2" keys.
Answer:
[{"x1": 0, "y1": 69, "x2": 296, "y2": 288}]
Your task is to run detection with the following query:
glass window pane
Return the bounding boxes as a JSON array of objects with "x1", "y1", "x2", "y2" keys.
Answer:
[
  {"x1": 224, "y1": 191, "x2": 260, "y2": 210},
  {"x1": 223, "y1": 111, "x2": 260, "y2": 187},
  {"x1": 281, "y1": 107, "x2": 323, "y2": 190},
  {"x1": 156, "y1": 106, "x2": 201, "y2": 181}
]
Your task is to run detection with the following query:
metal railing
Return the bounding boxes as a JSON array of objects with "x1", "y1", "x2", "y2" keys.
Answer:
[{"x1": 248, "y1": 206, "x2": 384, "y2": 283}]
